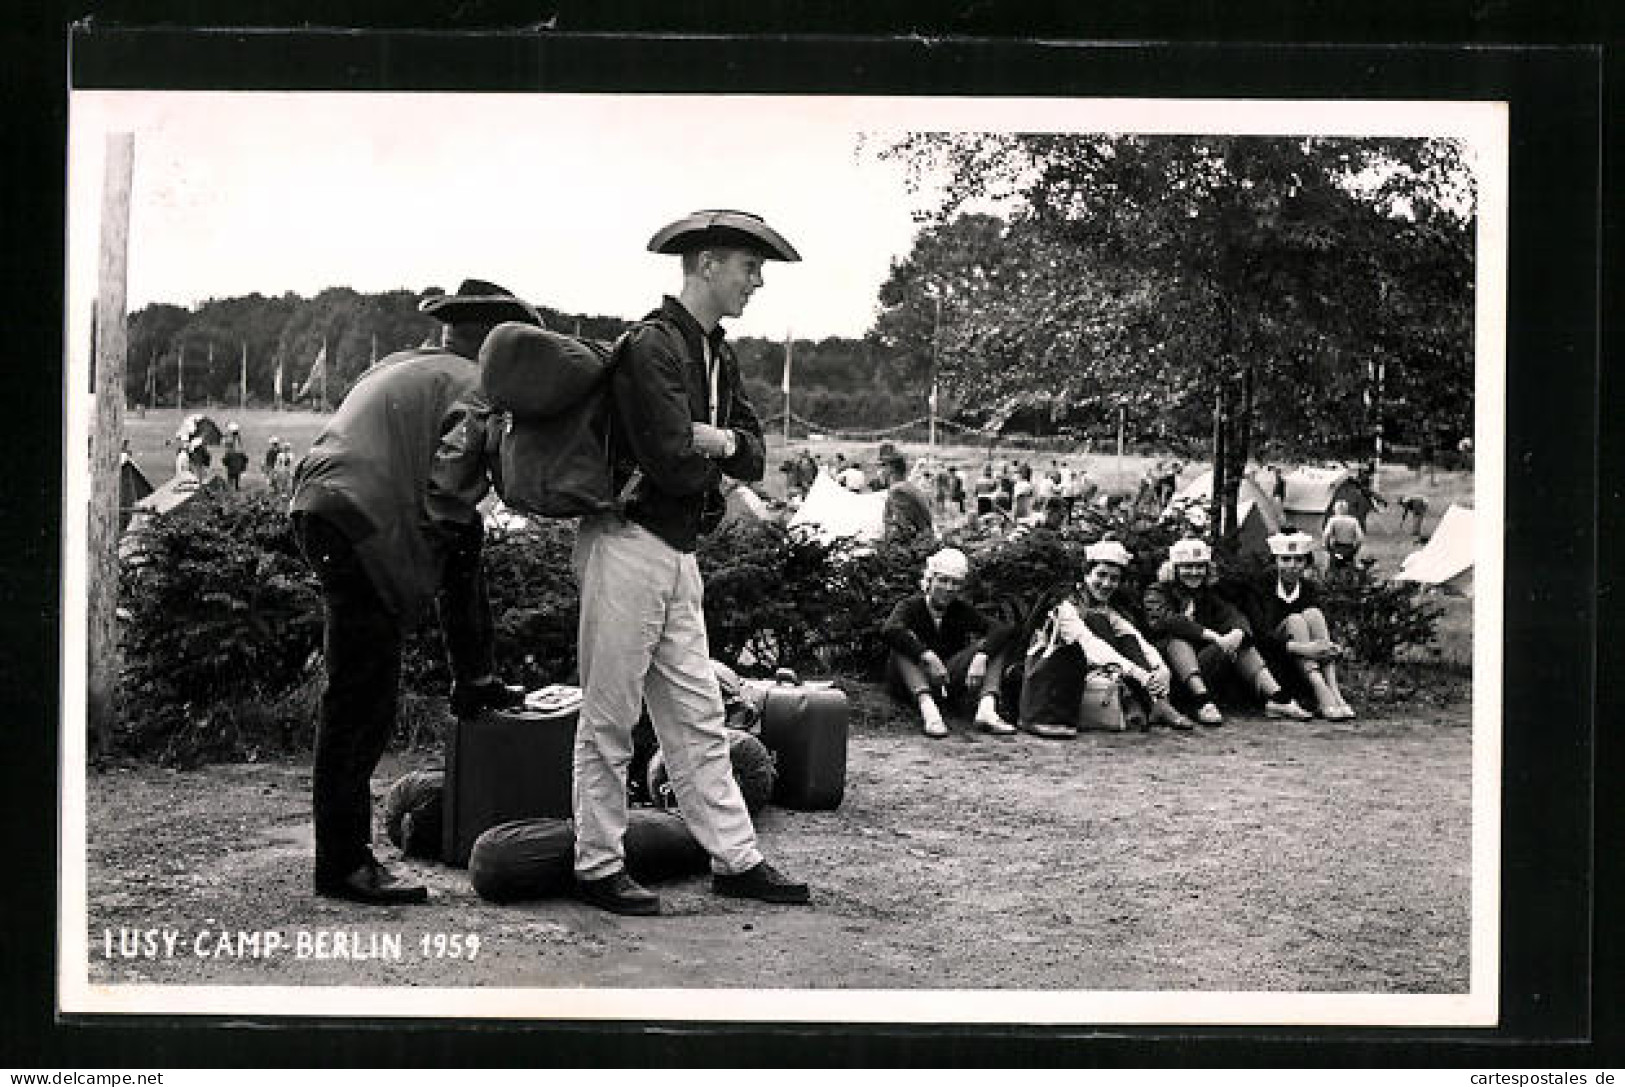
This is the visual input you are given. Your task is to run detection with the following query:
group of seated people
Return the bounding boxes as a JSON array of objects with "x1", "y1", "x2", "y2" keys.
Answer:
[{"x1": 882, "y1": 530, "x2": 1355, "y2": 740}]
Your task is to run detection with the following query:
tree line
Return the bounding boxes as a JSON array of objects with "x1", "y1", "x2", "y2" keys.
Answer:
[{"x1": 125, "y1": 135, "x2": 1473, "y2": 477}]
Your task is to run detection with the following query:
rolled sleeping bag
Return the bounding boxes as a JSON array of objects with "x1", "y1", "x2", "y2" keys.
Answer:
[
  {"x1": 479, "y1": 322, "x2": 613, "y2": 419},
  {"x1": 468, "y1": 817, "x2": 575, "y2": 904},
  {"x1": 467, "y1": 810, "x2": 708, "y2": 903},
  {"x1": 382, "y1": 770, "x2": 445, "y2": 860},
  {"x1": 646, "y1": 729, "x2": 777, "y2": 817}
]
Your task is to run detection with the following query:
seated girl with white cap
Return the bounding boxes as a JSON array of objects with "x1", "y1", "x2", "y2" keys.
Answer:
[
  {"x1": 1019, "y1": 539, "x2": 1194, "y2": 738},
  {"x1": 880, "y1": 547, "x2": 1019, "y2": 738},
  {"x1": 1143, "y1": 537, "x2": 1314, "y2": 726},
  {"x1": 1252, "y1": 531, "x2": 1356, "y2": 720}
]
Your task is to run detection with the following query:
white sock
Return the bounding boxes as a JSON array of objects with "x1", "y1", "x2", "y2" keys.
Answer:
[
  {"x1": 974, "y1": 695, "x2": 1002, "y2": 723},
  {"x1": 919, "y1": 697, "x2": 944, "y2": 730}
]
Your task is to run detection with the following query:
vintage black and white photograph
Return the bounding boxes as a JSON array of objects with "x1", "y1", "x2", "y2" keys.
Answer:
[{"x1": 60, "y1": 86, "x2": 1505, "y2": 1024}]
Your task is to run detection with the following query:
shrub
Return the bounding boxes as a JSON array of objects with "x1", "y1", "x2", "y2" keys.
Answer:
[{"x1": 117, "y1": 488, "x2": 324, "y2": 761}]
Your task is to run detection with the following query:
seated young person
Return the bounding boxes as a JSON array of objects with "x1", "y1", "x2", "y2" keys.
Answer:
[
  {"x1": 1249, "y1": 531, "x2": 1356, "y2": 720},
  {"x1": 1019, "y1": 539, "x2": 1194, "y2": 738},
  {"x1": 1142, "y1": 537, "x2": 1314, "y2": 726},
  {"x1": 881, "y1": 547, "x2": 1018, "y2": 738}
]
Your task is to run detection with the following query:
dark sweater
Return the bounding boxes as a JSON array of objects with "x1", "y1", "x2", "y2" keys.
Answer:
[{"x1": 881, "y1": 595, "x2": 1001, "y2": 661}]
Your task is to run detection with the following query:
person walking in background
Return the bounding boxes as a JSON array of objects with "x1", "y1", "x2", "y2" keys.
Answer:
[
  {"x1": 221, "y1": 422, "x2": 248, "y2": 490},
  {"x1": 569, "y1": 210, "x2": 812, "y2": 916},
  {"x1": 879, "y1": 448, "x2": 935, "y2": 544},
  {"x1": 288, "y1": 279, "x2": 539, "y2": 905},
  {"x1": 268, "y1": 440, "x2": 295, "y2": 496},
  {"x1": 882, "y1": 547, "x2": 1018, "y2": 738},
  {"x1": 1322, "y1": 499, "x2": 1365, "y2": 571}
]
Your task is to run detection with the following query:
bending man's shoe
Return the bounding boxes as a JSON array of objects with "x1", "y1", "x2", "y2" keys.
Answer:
[
  {"x1": 450, "y1": 676, "x2": 527, "y2": 718},
  {"x1": 315, "y1": 859, "x2": 428, "y2": 905},
  {"x1": 576, "y1": 870, "x2": 661, "y2": 916},
  {"x1": 713, "y1": 860, "x2": 811, "y2": 904}
]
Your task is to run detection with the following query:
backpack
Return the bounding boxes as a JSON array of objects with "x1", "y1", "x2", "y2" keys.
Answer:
[{"x1": 478, "y1": 323, "x2": 639, "y2": 518}]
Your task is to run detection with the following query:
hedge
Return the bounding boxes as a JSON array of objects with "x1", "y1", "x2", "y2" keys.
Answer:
[{"x1": 113, "y1": 489, "x2": 1441, "y2": 764}]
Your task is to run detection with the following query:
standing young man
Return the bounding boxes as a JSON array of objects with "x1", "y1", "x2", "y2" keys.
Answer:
[
  {"x1": 289, "y1": 280, "x2": 536, "y2": 904},
  {"x1": 571, "y1": 210, "x2": 811, "y2": 915}
]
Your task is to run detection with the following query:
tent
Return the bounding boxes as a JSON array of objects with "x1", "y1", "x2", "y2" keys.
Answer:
[
  {"x1": 119, "y1": 475, "x2": 204, "y2": 564},
  {"x1": 1394, "y1": 504, "x2": 1475, "y2": 596},
  {"x1": 719, "y1": 481, "x2": 775, "y2": 528},
  {"x1": 118, "y1": 457, "x2": 154, "y2": 531},
  {"x1": 1167, "y1": 470, "x2": 1282, "y2": 560},
  {"x1": 787, "y1": 469, "x2": 887, "y2": 545},
  {"x1": 1281, "y1": 466, "x2": 1376, "y2": 531}
]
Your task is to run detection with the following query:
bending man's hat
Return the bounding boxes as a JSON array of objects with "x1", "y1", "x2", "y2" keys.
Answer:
[
  {"x1": 419, "y1": 279, "x2": 544, "y2": 327},
  {"x1": 647, "y1": 210, "x2": 802, "y2": 261}
]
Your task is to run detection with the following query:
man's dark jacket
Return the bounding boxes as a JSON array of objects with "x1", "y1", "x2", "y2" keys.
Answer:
[{"x1": 609, "y1": 296, "x2": 765, "y2": 552}]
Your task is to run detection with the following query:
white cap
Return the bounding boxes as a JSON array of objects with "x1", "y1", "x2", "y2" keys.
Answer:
[
  {"x1": 924, "y1": 547, "x2": 970, "y2": 580},
  {"x1": 1267, "y1": 531, "x2": 1316, "y2": 557},
  {"x1": 1170, "y1": 538, "x2": 1212, "y2": 565},
  {"x1": 1084, "y1": 539, "x2": 1133, "y2": 568}
]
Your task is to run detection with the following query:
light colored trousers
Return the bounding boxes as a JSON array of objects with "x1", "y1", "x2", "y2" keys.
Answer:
[{"x1": 570, "y1": 514, "x2": 762, "y2": 879}]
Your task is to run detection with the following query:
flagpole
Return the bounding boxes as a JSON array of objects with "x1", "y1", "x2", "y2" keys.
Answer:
[
  {"x1": 207, "y1": 340, "x2": 215, "y2": 408},
  {"x1": 320, "y1": 335, "x2": 328, "y2": 412},
  {"x1": 177, "y1": 341, "x2": 184, "y2": 409},
  {"x1": 781, "y1": 329, "x2": 792, "y2": 449},
  {"x1": 929, "y1": 294, "x2": 941, "y2": 460},
  {"x1": 240, "y1": 341, "x2": 248, "y2": 412}
]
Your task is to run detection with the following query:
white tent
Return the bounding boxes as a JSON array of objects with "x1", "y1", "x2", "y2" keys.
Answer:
[
  {"x1": 1394, "y1": 504, "x2": 1475, "y2": 596},
  {"x1": 1168, "y1": 470, "x2": 1283, "y2": 559},
  {"x1": 1281, "y1": 466, "x2": 1375, "y2": 530},
  {"x1": 787, "y1": 469, "x2": 887, "y2": 544}
]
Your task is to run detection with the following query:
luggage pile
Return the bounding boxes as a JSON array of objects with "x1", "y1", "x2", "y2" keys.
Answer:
[{"x1": 383, "y1": 668, "x2": 848, "y2": 903}]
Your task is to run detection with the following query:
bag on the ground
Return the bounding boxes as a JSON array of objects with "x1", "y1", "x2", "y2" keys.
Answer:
[
  {"x1": 646, "y1": 729, "x2": 777, "y2": 816},
  {"x1": 382, "y1": 770, "x2": 445, "y2": 860},
  {"x1": 467, "y1": 809, "x2": 708, "y2": 903},
  {"x1": 1076, "y1": 670, "x2": 1129, "y2": 732}
]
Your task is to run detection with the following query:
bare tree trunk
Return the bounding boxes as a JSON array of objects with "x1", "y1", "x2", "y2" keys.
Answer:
[{"x1": 88, "y1": 133, "x2": 135, "y2": 758}]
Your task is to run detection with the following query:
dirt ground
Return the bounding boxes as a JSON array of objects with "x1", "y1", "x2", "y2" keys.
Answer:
[{"x1": 83, "y1": 675, "x2": 1473, "y2": 996}]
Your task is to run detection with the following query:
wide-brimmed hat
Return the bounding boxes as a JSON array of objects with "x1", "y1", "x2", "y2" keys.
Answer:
[
  {"x1": 1084, "y1": 540, "x2": 1133, "y2": 568},
  {"x1": 646, "y1": 210, "x2": 801, "y2": 261},
  {"x1": 419, "y1": 279, "x2": 544, "y2": 326}
]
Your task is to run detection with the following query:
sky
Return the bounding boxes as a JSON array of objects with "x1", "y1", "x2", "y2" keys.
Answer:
[
  {"x1": 65, "y1": 92, "x2": 1504, "y2": 373},
  {"x1": 66, "y1": 92, "x2": 941, "y2": 348}
]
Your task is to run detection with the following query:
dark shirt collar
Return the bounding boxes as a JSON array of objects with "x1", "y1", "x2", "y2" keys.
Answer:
[{"x1": 658, "y1": 295, "x2": 728, "y2": 355}]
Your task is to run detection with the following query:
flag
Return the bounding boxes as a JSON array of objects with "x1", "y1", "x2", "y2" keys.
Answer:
[
  {"x1": 369, "y1": 332, "x2": 379, "y2": 368},
  {"x1": 781, "y1": 332, "x2": 793, "y2": 395},
  {"x1": 296, "y1": 341, "x2": 327, "y2": 403},
  {"x1": 273, "y1": 351, "x2": 284, "y2": 405}
]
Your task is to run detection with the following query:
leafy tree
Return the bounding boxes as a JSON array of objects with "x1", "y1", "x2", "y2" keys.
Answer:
[{"x1": 878, "y1": 133, "x2": 1475, "y2": 537}]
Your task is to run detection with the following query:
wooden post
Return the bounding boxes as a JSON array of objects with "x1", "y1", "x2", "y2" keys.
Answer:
[
  {"x1": 88, "y1": 132, "x2": 135, "y2": 756},
  {"x1": 1115, "y1": 404, "x2": 1125, "y2": 491}
]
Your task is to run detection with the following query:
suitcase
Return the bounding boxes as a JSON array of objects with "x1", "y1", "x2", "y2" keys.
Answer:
[
  {"x1": 442, "y1": 699, "x2": 578, "y2": 867},
  {"x1": 747, "y1": 671, "x2": 848, "y2": 811}
]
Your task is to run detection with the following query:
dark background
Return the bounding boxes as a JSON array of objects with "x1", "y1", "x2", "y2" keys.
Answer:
[{"x1": 3, "y1": 1, "x2": 1615, "y2": 1069}]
